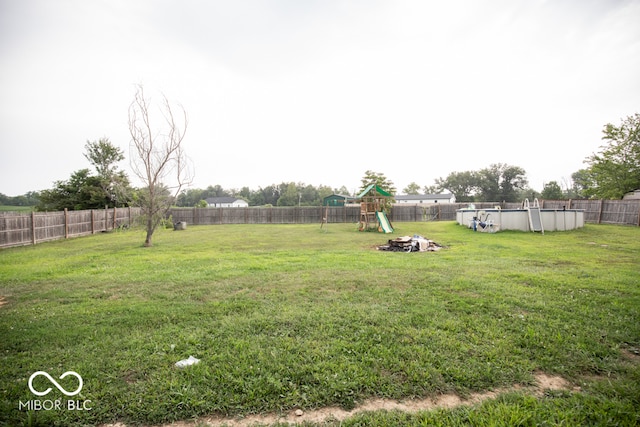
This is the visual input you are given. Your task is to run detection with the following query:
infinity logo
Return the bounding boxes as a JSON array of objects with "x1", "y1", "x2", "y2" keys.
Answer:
[{"x1": 28, "y1": 371, "x2": 83, "y2": 397}]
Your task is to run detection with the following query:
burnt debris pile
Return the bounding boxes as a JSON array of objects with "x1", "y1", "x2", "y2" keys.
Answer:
[{"x1": 377, "y1": 235, "x2": 443, "y2": 252}]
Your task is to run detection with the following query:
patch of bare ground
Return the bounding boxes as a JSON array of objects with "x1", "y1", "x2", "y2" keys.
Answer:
[
  {"x1": 99, "y1": 372, "x2": 577, "y2": 427},
  {"x1": 621, "y1": 347, "x2": 640, "y2": 363},
  {"x1": 0, "y1": 296, "x2": 7, "y2": 308}
]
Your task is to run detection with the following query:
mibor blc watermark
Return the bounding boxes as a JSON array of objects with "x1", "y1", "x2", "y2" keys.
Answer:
[{"x1": 19, "y1": 371, "x2": 92, "y2": 411}]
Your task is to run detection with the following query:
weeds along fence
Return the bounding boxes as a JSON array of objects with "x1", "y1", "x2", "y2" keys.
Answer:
[{"x1": 0, "y1": 207, "x2": 142, "y2": 249}]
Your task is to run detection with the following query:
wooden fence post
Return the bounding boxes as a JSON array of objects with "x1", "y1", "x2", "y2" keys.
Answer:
[
  {"x1": 31, "y1": 211, "x2": 36, "y2": 245},
  {"x1": 91, "y1": 210, "x2": 95, "y2": 234},
  {"x1": 64, "y1": 208, "x2": 69, "y2": 239},
  {"x1": 597, "y1": 199, "x2": 604, "y2": 224}
]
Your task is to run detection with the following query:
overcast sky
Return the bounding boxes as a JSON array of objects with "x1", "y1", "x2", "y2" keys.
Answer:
[{"x1": 1, "y1": 0, "x2": 639, "y2": 197}]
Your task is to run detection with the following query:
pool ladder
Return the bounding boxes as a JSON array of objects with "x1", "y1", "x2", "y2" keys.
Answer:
[{"x1": 524, "y1": 198, "x2": 544, "y2": 234}]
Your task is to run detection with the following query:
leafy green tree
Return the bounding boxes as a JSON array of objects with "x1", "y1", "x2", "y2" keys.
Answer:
[
  {"x1": 37, "y1": 169, "x2": 111, "y2": 211},
  {"x1": 84, "y1": 138, "x2": 131, "y2": 206},
  {"x1": 559, "y1": 176, "x2": 582, "y2": 199},
  {"x1": 36, "y1": 138, "x2": 131, "y2": 211},
  {"x1": 277, "y1": 182, "x2": 299, "y2": 206},
  {"x1": 249, "y1": 189, "x2": 266, "y2": 206},
  {"x1": 435, "y1": 171, "x2": 477, "y2": 202},
  {"x1": 177, "y1": 188, "x2": 205, "y2": 207},
  {"x1": 206, "y1": 185, "x2": 229, "y2": 198},
  {"x1": 317, "y1": 185, "x2": 334, "y2": 203},
  {"x1": 237, "y1": 187, "x2": 252, "y2": 201},
  {"x1": 23, "y1": 191, "x2": 40, "y2": 206},
  {"x1": 435, "y1": 164, "x2": 527, "y2": 202},
  {"x1": 0, "y1": 191, "x2": 40, "y2": 207},
  {"x1": 403, "y1": 182, "x2": 421, "y2": 195},
  {"x1": 253, "y1": 185, "x2": 279, "y2": 206},
  {"x1": 583, "y1": 113, "x2": 640, "y2": 199},
  {"x1": 517, "y1": 187, "x2": 541, "y2": 202},
  {"x1": 422, "y1": 185, "x2": 439, "y2": 194},
  {"x1": 541, "y1": 181, "x2": 564, "y2": 199},
  {"x1": 476, "y1": 163, "x2": 527, "y2": 202},
  {"x1": 570, "y1": 169, "x2": 593, "y2": 198},
  {"x1": 299, "y1": 184, "x2": 318, "y2": 206},
  {"x1": 85, "y1": 138, "x2": 123, "y2": 178},
  {"x1": 336, "y1": 185, "x2": 352, "y2": 196},
  {"x1": 359, "y1": 170, "x2": 396, "y2": 195}
]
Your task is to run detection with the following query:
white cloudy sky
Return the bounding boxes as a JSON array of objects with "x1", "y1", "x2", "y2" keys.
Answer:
[{"x1": 1, "y1": 0, "x2": 639, "y2": 196}]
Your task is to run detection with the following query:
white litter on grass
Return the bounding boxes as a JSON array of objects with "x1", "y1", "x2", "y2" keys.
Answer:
[{"x1": 175, "y1": 356, "x2": 200, "y2": 368}]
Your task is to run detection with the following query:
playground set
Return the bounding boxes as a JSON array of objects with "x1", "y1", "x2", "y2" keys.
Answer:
[{"x1": 356, "y1": 184, "x2": 394, "y2": 233}]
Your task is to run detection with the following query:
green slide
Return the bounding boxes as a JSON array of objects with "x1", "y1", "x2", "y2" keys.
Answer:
[{"x1": 376, "y1": 211, "x2": 393, "y2": 233}]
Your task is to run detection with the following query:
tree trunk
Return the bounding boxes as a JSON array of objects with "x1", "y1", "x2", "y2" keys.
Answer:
[{"x1": 144, "y1": 218, "x2": 154, "y2": 247}]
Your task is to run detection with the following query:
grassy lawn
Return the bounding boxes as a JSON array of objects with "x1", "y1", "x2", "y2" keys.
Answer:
[
  {"x1": 0, "y1": 221, "x2": 639, "y2": 426},
  {"x1": 0, "y1": 205, "x2": 33, "y2": 212}
]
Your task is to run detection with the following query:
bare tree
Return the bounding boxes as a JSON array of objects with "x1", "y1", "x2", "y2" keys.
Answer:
[{"x1": 128, "y1": 84, "x2": 193, "y2": 246}]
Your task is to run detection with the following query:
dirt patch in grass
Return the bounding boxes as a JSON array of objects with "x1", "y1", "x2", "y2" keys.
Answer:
[
  {"x1": 533, "y1": 371, "x2": 577, "y2": 394},
  {"x1": 100, "y1": 372, "x2": 576, "y2": 427},
  {"x1": 621, "y1": 347, "x2": 640, "y2": 363},
  {"x1": 0, "y1": 296, "x2": 7, "y2": 308}
]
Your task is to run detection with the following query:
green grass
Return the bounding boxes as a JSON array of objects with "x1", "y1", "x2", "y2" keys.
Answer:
[
  {"x1": 0, "y1": 222, "x2": 639, "y2": 426},
  {"x1": 0, "y1": 205, "x2": 33, "y2": 212}
]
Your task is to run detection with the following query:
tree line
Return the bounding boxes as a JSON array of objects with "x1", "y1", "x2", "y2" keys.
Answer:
[{"x1": 175, "y1": 165, "x2": 573, "y2": 207}]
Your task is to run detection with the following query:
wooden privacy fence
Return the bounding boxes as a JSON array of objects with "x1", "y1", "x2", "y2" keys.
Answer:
[
  {"x1": 537, "y1": 199, "x2": 640, "y2": 226},
  {"x1": 170, "y1": 199, "x2": 640, "y2": 227},
  {"x1": 170, "y1": 206, "x2": 362, "y2": 225},
  {"x1": 0, "y1": 207, "x2": 142, "y2": 249},
  {"x1": 2, "y1": 200, "x2": 638, "y2": 249}
]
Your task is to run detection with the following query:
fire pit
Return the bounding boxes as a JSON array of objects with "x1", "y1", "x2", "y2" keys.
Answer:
[{"x1": 377, "y1": 235, "x2": 442, "y2": 252}]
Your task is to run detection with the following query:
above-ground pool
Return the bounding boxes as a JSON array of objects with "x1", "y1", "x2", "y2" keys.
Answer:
[{"x1": 456, "y1": 207, "x2": 585, "y2": 232}]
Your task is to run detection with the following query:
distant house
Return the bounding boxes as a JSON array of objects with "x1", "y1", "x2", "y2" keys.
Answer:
[
  {"x1": 322, "y1": 194, "x2": 356, "y2": 206},
  {"x1": 623, "y1": 189, "x2": 640, "y2": 200},
  {"x1": 205, "y1": 197, "x2": 249, "y2": 208},
  {"x1": 394, "y1": 193, "x2": 456, "y2": 204}
]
